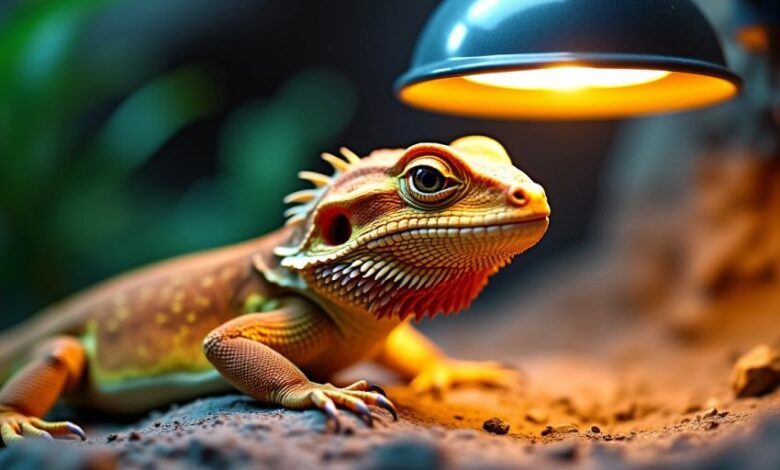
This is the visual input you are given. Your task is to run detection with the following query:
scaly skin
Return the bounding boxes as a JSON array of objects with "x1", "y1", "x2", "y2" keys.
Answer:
[{"x1": 0, "y1": 135, "x2": 549, "y2": 443}]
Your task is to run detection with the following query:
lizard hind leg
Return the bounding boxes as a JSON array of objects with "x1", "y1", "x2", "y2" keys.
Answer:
[{"x1": 0, "y1": 336, "x2": 87, "y2": 446}]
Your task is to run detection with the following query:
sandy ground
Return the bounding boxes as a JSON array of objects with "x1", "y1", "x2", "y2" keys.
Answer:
[{"x1": 1, "y1": 250, "x2": 780, "y2": 469}]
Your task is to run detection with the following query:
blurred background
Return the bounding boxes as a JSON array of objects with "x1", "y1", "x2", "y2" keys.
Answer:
[
  {"x1": 2, "y1": 2, "x2": 780, "y2": 466},
  {"x1": 0, "y1": 0, "x2": 770, "y2": 332}
]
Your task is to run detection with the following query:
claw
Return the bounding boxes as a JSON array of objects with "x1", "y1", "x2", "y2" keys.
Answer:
[
  {"x1": 67, "y1": 422, "x2": 87, "y2": 441},
  {"x1": 305, "y1": 382, "x2": 398, "y2": 432},
  {"x1": 323, "y1": 400, "x2": 341, "y2": 433},
  {"x1": 355, "y1": 401, "x2": 373, "y2": 427},
  {"x1": 366, "y1": 381, "x2": 387, "y2": 397},
  {"x1": 375, "y1": 395, "x2": 398, "y2": 421}
]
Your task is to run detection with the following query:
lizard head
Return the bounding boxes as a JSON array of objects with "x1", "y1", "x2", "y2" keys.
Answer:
[{"x1": 275, "y1": 135, "x2": 550, "y2": 321}]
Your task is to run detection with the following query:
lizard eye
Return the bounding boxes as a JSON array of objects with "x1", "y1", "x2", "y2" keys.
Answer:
[
  {"x1": 401, "y1": 157, "x2": 462, "y2": 207},
  {"x1": 411, "y1": 166, "x2": 446, "y2": 193}
]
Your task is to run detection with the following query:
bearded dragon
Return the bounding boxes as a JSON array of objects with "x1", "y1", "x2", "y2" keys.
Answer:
[{"x1": 0, "y1": 135, "x2": 549, "y2": 444}]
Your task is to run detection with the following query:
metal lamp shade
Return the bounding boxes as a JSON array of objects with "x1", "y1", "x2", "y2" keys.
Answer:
[{"x1": 396, "y1": 0, "x2": 742, "y2": 120}]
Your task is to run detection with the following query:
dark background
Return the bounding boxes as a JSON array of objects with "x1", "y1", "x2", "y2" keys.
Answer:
[{"x1": 0, "y1": 0, "x2": 621, "y2": 329}]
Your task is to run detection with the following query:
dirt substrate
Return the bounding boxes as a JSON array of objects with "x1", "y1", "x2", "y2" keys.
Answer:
[{"x1": 2, "y1": 250, "x2": 780, "y2": 469}]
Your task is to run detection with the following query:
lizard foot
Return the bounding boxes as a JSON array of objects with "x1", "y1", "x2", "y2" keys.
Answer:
[
  {"x1": 289, "y1": 380, "x2": 397, "y2": 433},
  {"x1": 0, "y1": 409, "x2": 86, "y2": 446},
  {"x1": 410, "y1": 359, "x2": 522, "y2": 395}
]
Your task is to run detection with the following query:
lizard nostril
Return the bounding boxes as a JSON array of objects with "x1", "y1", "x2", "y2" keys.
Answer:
[{"x1": 508, "y1": 186, "x2": 529, "y2": 207}]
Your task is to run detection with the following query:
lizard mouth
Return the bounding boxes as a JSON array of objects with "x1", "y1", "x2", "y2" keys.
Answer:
[
  {"x1": 363, "y1": 215, "x2": 549, "y2": 249},
  {"x1": 280, "y1": 214, "x2": 549, "y2": 271}
]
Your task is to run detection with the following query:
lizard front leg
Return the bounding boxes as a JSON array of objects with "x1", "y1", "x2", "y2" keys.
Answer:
[
  {"x1": 203, "y1": 297, "x2": 396, "y2": 432},
  {"x1": 376, "y1": 322, "x2": 521, "y2": 395},
  {"x1": 0, "y1": 336, "x2": 87, "y2": 446}
]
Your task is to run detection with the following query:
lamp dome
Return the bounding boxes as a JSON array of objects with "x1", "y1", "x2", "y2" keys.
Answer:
[{"x1": 396, "y1": 0, "x2": 741, "y2": 120}]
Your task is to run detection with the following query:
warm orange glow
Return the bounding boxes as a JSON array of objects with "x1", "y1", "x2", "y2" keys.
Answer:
[
  {"x1": 400, "y1": 68, "x2": 738, "y2": 120},
  {"x1": 738, "y1": 25, "x2": 769, "y2": 52},
  {"x1": 464, "y1": 67, "x2": 671, "y2": 91}
]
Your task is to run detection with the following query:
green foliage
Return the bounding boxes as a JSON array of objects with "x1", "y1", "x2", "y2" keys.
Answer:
[{"x1": 0, "y1": 0, "x2": 356, "y2": 327}]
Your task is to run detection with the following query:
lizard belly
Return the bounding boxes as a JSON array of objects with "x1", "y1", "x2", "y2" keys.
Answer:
[
  {"x1": 74, "y1": 368, "x2": 232, "y2": 414},
  {"x1": 79, "y1": 328, "x2": 233, "y2": 413}
]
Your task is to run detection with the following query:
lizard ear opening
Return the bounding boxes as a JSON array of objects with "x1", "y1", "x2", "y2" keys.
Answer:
[{"x1": 320, "y1": 209, "x2": 352, "y2": 246}]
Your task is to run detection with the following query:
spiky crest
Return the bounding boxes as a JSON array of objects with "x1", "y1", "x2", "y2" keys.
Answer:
[{"x1": 274, "y1": 147, "x2": 362, "y2": 255}]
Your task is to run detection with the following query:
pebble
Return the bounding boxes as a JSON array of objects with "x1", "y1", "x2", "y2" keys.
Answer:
[
  {"x1": 731, "y1": 344, "x2": 780, "y2": 398},
  {"x1": 541, "y1": 424, "x2": 579, "y2": 436},
  {"x1": 483, "y1": 417, "x2": 510, "y2": 435},
  {"x1": 128, "y1": 431, "x2": 142, "y2": 441},
  {"x1": 590, "y1": 425, "x2": 601, "y2": 434},
  {"x1": 702, "y1": 407, "x2": 718, "y2": 419}
]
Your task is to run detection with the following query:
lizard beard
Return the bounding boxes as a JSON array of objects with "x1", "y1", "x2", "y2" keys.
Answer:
[{"x1": 302, "y1": 255, "x2": 511, "y2": 321}]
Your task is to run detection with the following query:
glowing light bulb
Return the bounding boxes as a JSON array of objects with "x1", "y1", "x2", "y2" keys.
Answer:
[{"x1": 464, "y1": 66, "x2": 671, "y2": 91}]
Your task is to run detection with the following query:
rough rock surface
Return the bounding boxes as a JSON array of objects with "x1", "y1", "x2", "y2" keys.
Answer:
[
  {"x1": 731, "y1": 345, "x2": 780, "y2": 398},
  {"x1": 0, "y1": 390, "x2": 778, "y2": 469}
]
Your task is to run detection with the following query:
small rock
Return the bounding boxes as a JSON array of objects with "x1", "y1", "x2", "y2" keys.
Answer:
[
  {"x1": 705, "y1": 421, "x2": 719, "y2": 431},
  {"x1": 128, "y1": 431, "x2": 142, "y2": 441},
  {"x1": 702, "y1": 407, "x2": 718, "y2": 419},
  {"x1": 483, "y1": 417, "x2": 510, "y2": 435},
  {"x1": 554, "y1": 423, "x2": 579, "y2": 434},
  {"x1": 731, "y1": 344, "x2": 780, "y2": 398},
  {"x1": 452, "y1": 415, "x2": 464, "y2": 421},
  {"x1": 541, "y1": 423, "x2": 579, "y2": 436},
  {"x1": 106, "y1": 433, "x2": 118, "y2": 442},
  {"x1": 590, "y1": 425, "x2": 601, "y2": 434},
  {"x1": 525, "y1": 408, "x2": 548, "y2": 424}
]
